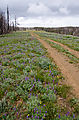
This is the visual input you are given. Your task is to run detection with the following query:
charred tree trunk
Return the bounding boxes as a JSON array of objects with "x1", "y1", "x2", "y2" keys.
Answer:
[
  {"x1": 0, "y1": 12, "x2": 4, "y2": 34},
  {"x1": 7, "y1": 6, "x2": 9, "y2": 32}
]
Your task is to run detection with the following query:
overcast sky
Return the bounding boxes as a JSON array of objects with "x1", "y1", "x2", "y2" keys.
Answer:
[{"x1": 0, "y1": 0, "x2": 79, "y2": 27}]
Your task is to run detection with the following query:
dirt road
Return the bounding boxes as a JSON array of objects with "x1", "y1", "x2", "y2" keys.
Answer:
[
  {"x1": 47, "y1": 38, "x2": 79, "y2": 58},
  {"x1": 34, "y1": 33, "x2": 79, "y2": 58},
  {"x1": 31, "y1": 32, "x2": 79, "y2": 98}
]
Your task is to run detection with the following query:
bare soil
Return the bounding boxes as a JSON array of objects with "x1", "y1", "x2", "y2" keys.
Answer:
[
  {"x1": 31, "y1": 32, "x2": 79, "y2": 98},
  {"x1": 37, "y1": 34, "x2": 79, "y2": 58},
  {"x1": 47, "y1": 38, "x2": 79, "y2": 58}
]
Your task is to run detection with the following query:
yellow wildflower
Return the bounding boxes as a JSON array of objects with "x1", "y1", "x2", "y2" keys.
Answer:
[{"x1": 40, "y1": 101, "x2": 42, "y2": 104}]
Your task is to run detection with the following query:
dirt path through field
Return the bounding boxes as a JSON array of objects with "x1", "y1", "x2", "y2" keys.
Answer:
[
  {"x1": 47, "y1": 38, "x2": 79, "y2": 58},
  {"x1": 35, "y1": 33, "x2": 79, "y2": 58},
  {"x1": 31, "y1": 32, "x2": 79, "y2": 98}
]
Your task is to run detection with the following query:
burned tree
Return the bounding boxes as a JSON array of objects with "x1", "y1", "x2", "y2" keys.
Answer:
[
  {"x1": 0, "y1": 10, "x2": 7, "y2": 34},
  {"x1": 7, "y1": 6, "x2": 9, "y2": 32},
  {"x1": 0, "y1": 6, "x2": 16, "y2": 35},
  {"x1": 0, "y1": 11, "x2": 4, "y2": 34},
  {"x1": 15, "y1": 15, "x2": 16, "y2": 31}
]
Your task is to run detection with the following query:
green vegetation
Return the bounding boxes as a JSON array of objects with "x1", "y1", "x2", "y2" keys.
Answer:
[
  {"x1": 34, "y1": 31, "x2": 79, "y2": 64},
  {"x1": 46, "y1": 40, "x2": 79, "y2": 64},
  {"x1": 35, "y1": 31, "x2": 79, "y2": 51},
  {"x1": 0, "y1": 31, "x2": 79, "y2": 120}
]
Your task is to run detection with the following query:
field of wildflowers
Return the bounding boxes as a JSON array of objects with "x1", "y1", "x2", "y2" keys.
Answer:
[{"x1": 0, "y1": 32, "x2": 79, "y2": 120}]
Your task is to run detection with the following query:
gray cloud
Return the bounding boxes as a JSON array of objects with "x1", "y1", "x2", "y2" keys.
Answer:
[
  {"x1": 0, "y1": 0, "x2": 79, "y2": 17},
  {"x1": 68, "y1": 6, "x2": 79, "y2": 16},
  {"x1": 0, "y1": 0, "x2": 79, "y2": 27}
]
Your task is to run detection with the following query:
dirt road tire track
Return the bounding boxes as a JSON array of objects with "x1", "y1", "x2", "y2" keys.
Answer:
[
  {"x1": 47, "y1": 38, "x2": 79, "y2": 58},
  {"x1": 35, "y1": 33, "x2": 79, "y2": 58},
  {"x1": 31, "y1": 32, "x2": 79, "y2": 98}
]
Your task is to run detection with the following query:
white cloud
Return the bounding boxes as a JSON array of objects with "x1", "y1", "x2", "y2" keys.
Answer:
[
  {"x1": 1, "y1": 0, "x2": 79, "y2": 27},
  {"x1": 17, "y1": 16, "x2": 79, "y2": 27},
  {"x1": 52, "y1": 16, "x2": 79, "y2": 27}
]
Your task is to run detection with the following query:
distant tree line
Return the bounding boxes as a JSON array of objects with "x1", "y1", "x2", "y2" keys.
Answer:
[
  {"x1": 0, "y1": 6, "x2": 18, "y2": 35},
  {"x1": 33, "y1": 27, "x2": 79, "y2": 36}
]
